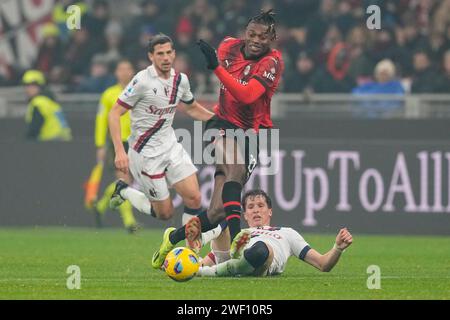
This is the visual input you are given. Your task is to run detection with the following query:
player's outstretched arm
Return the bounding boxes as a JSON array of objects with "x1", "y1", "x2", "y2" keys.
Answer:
[
  {"x1": 197, "y1": 40, "x2": 266, "y2": 104},
  {"x1": 108, "y1": 102, "x2": 129, "y2": 174},
  {"x1": 182, "y1": 100, "x2": 214, "y2": 121},
  {"x1": 303, "y1": 228, "x2": 353, "y2": 272}
]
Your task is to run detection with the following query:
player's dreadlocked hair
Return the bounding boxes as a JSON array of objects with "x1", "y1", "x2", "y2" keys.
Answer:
[{"x1": 246, "y1": 9, "x2": 277, "y2": 40}]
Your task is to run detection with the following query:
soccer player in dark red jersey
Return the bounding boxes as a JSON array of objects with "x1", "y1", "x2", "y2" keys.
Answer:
[{"x1": 152, "y1": 10, "x2": 284, "y2": 266}]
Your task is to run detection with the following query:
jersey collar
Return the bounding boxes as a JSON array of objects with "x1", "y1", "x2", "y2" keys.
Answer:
[{"x1": 148, "y1": 64, "x2": 176, "y2": 78}]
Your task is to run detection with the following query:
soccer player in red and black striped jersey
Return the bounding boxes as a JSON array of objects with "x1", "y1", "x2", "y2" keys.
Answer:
[
  {"x1": 199, "y1": 9, "x2": 284, "y2": 242},
  {"x1": 156, "y1": 10, "x2": 284, "y2": 261}
]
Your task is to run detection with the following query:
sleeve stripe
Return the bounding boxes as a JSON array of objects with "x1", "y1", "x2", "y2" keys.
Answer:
[
  {"x1": 181, "y1": 98, "x2": 195, "y2": 105},
  {"x1": 252, "y1": 75, "x2": 270, "y2": 90},
  {"x1": 117, "y1": 98, "x2": 133, "y2": 110},
  {"x1": 299, "y1": 245, "x2": 311, "y2": 261}
]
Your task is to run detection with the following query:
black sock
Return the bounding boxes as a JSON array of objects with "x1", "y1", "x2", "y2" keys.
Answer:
[
  {"x1": 198, "y1": 211, "x2": 217, "y2": 232},
  {"x1": 168, "y1": 211, "x2": 216, "y2": 245},
  {"x1": 182, "y1": 206, "x2": 202, "y2": 224},
  {"x1": 222, "y1": 181, "x2": 243, "y2": 241},
  {"x1": 184, "y1": 206, "x2": 202, "y2": 215}
]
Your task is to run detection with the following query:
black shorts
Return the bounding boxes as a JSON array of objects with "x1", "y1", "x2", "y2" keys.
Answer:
[{"x1": 204, "y1": 115, "x2": 260, "y2": 184}]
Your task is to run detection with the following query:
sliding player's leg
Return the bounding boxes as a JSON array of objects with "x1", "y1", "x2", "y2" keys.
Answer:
[
  {"x1": 199, "y1": 241, "x2": 273, "y2": 277},
  {"x1": 165, "y1": 169, "x2": 226, "y2": 249},
  {"x1": 203, "y1": 227, "x2": 231, "y2": 266},
  {"x1": 151, "y1": 172, "x2": 226, "y2": 269}
]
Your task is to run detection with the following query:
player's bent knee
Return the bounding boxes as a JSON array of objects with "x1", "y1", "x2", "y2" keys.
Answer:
[
  {"x1": 152, "y1": 200, "x2": 174, "y2": 220},
  {"x1": 243, "y1": 241, "x2": 270, "y2": 270},
  {"x1": 155, "y1": 210, "x2": 173, "y2": 220},
  {"x1": 184, "y1": 193, "x2": 201, "y2": 209}
]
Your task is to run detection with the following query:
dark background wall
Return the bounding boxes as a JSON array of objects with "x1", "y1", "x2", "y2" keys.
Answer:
[{"x1": 1, "y1": 115, "x2": 450, "y2": 235}]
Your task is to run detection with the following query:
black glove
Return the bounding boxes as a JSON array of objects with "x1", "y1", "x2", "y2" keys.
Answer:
[{"x1": 197, "y1": 39, "x2": 219, "y2": 70}]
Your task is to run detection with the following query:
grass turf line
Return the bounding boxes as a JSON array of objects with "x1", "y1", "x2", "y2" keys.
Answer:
[{"x1": 0, "y1": 227, "x2": 449, "y2": 299}]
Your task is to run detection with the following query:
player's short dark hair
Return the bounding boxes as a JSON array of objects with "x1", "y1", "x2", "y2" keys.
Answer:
[
  {"x1": 148, "y1": 33, "x2": 174, "y2": 53},
  {"x1": 242, "y1": 189, "x2": 272, "y2": 210},
  {"x1": 246, "y1": 9, "x2": 277, "y2": 40}
]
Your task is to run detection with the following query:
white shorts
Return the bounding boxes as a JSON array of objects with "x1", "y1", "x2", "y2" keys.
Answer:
[{"x1": 128, "y1": 143, "x2": 198, "y2": 201}]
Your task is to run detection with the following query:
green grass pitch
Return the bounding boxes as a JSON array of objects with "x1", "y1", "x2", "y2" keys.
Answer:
[{"x1": 0, "y1": 227, "x2": 449, "y2": 299}]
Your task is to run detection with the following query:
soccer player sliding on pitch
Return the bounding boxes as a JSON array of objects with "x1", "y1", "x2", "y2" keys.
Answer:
[
  {"x1": 152, "y1": 9, "x2": 285, "y2": 268},
  {"x1": 198, "y1": 189, "x2": 354, "y2": 277}
]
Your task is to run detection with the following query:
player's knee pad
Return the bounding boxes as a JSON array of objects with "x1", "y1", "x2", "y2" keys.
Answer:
[{"x1": 243, "y1": 241, "x2": 270, "y2": 269}]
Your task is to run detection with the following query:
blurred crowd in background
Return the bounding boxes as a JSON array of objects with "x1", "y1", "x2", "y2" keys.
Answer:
[{"x1": 2, "y1": 0, "x2": 450, "y2": 95}]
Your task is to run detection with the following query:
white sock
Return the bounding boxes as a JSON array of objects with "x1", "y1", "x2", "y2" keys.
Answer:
[
  {"x1": 182, "y1": 213, "x2": 196, "y2": 225},
  {"x1": 201, "y1": 223, "x2": 224, "y2": 245},
  {"x1": 120, "y1": 187, "x2": 151, "y2": 214},
  {"x1": 212, "y1": 249, "x2": 230, "y2": 264},
  {"x1": 198, "y1": 266, "x2": 217, "y2": 277}
]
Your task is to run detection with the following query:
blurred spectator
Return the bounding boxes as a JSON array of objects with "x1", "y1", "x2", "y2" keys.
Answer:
[
  {"x1": 335, "y1": 0, "x2": 357, "y2": 36},
  {"x1": 286, "y1": 27, "x2": 308, "y2": 62},
  {"x1": 432, "y1": 0, "x2": 450, "y2": 35},
  {"x1": 100, "y1": 20, "x2": 125, "y2": 66},
  {"x1": 83, "y1": 0, "x2": 110, "y2": 52},
  {"x1": 411, "y1": 50, "x2": 440, "y2": 93},
  {"x1": 437, "y1": 50, "x2": 450, "y2": 93},
  {"x1": 188, "y1": 0, "x2": 218, "y2": 32},
  {"x1": 63, "y1": 27, "x2": 99, "y2": 82},
  {"x1": 125, "y1": 25, "x2": 156, "y2": 70},
  {"x1": 124, "y1": 0, "x2": 171, "y2": 46},
  {"x1": 221, "y1": 0, "x2": 255, "y2": 39},
  {"x1": 277, "y1": 0, "x2": 317, "y2": 28},
  {"x1": 173, "y1": 13, "x2": 198, "y2": 68},
  {"x1": 352, "y1": 59, "x2": 405, "y2": 117},
  {"x1": 284, "y1": 51, "x2": 315, "y2": 93},
  {"x1": 22, "y1": 70, "x2": 72, "y2": 141},
  {"x1": 354, "y1": 59, "x2": 405, "y2": 94},
  {"x1": 347, "y1": 26, "x2": 373, "y2": 82},
  {"x1": 318, "y1": 24, "x2": 343, "y2": 64},
  {"x1": 173, "y1": 53, "x2": 191, "y2": 76},
  {"x1": 368, "y1": 29, "x2": 399, "y2": 64},
  {"x1": 310, "y1": 42, "x2": 356, "y2": 93},
  {"x1": 427, "y1": 31, "x2": 449, "y2": 61},
  {"x1": 73, "y1": 55, "x2": 115, "y2": 93},
  {"x1": 4, "y1": 0, "x2": 449, "y2": 93},
  {"x1": 34, "y1": 23, "x2": 64, "y2": 82},
  {"x1": 305, "y1": 0, "x2": 336, "y2": 50}
]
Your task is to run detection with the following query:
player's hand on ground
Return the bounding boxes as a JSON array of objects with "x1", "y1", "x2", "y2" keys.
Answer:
[
  {"x1": 335, "y1": 228, "x2": 353, "y2": 250},
  {"x1": 197, "y1": 39, "x2": 219, "y2": 70},
  {"x1": 114, "y1": 151, "x2": 129, "y2": 174}
]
